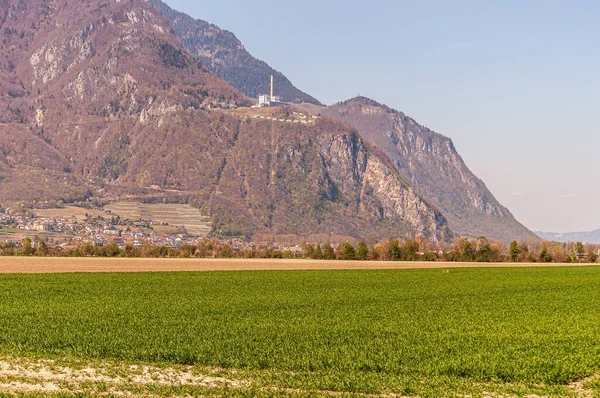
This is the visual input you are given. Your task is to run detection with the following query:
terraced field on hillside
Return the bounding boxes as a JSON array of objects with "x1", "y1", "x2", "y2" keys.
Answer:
[{"x1": 105, "y1": 201, "x2": 211, "y2": 236}]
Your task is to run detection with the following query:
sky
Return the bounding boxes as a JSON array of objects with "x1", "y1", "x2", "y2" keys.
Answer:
[{"x1": 165, "y1": 0, "x2": 600, "y2": 233}]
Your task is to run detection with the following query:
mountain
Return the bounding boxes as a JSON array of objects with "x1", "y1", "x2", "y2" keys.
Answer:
[
  {"x1": 138, "y1": 1, "x2": 533, "y2": 243},
  {"x1": 148, "y1": 0, "x2": 321, "y2": 105},
  {"x1": 323, "y1": 97, "x2": 538, "y2": 242},
  {"x1": 0, "y1": 0, "x2": 451, "y2": 242},
  {"x1": 536, "y1": 230, "x2": 600, "y2": 244}
]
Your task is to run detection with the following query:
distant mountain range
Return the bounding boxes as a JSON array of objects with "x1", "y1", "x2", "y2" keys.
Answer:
[{"x1": 536, "y1": 230, "x2": 600, "y2": 243}]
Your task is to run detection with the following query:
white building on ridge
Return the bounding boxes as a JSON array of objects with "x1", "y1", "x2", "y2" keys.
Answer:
[{"x1": 255, "y1": 75, "x2": 283, "y2": 107}]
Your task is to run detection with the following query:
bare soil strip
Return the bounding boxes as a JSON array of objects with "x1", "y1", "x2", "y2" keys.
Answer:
[
  {"x1": 0, "y1": 357, "x2": 595, "y2": 397},
  {"x1": 0, "y1": 257, "x2": 597, "y2": 274},
  {"x1": 0, "y1": 357, "x2": 404, "y2": 397},
  {"x1": 0, "y1": 358, "x2": 245, "y2": 397},
  {"x1": 568, "y1": 374, "x2": 600, "y2": 398}
]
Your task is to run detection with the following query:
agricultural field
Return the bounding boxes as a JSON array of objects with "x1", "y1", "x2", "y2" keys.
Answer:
[
  {"x1": 0, "y1": 257, "x2": 594, "y2": 274},
  {"x1": 34, "y1": 206, "x2": 110, "y2": 221},
  {"x1": 33, "y1": 202, "x2": 212, "y2": 236},
  {"x1": 105, "y1": 201, "x2": 211, "y2": 236},
  {"x1": 0, "y1": 266, "x2": 600, "y2": 397}
]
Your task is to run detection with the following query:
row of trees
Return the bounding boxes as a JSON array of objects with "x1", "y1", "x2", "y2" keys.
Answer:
[
  {"x1": 304, "y1": 238, "x2": 598, "y2": 263},
  {"x1": 1, "y1": 237, "x2": 598, "y2": 263},
  {"x1": 1, "y1": 239, "x2": 284, "y2": 259}
]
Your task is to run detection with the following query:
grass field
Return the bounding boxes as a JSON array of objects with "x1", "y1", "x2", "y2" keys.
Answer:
[{"x1": 1, "y1": 266, "x2": 600, "y2": 397}]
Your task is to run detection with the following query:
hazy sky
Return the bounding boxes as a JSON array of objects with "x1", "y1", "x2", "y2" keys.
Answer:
[{"x1": 165, "y1": 0, "x2": 600, "y2": 233}]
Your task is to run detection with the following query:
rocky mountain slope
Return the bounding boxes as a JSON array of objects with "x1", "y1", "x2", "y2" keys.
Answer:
[
  {"x1": 323, "y1": 97, "x2": 538, "y2": 242},
  {"x1": 148, "y1": 0, "x2": 321, "y2": 105},
  {"x1": 0, "y1": 0, "x2": 450, "y2": 242}
]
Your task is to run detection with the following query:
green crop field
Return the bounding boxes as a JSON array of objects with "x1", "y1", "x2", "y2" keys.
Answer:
[{"x1": 1, "y1": 267, "x2": 600, "y2": 397}]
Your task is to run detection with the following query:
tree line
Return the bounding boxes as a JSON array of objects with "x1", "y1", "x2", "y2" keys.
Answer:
[
  {"x1": 303, "y1": 238, "x2": 598, "y2": 263},
  {"x1": 0, "y1": 236, "x2": 598, "y2": 263}
]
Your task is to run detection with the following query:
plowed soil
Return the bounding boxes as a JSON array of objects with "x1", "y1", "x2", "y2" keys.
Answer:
[{"x1": 0, "y1": 257, "x2": 595, "y2": 274}]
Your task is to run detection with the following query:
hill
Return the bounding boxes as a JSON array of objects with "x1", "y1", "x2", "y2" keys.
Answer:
[
  {"x1": 148, "y1": 0, "x2": 321, "y2": 105},
  {"x1": 323, "y1": 97, "x2": 538, "y2": 242},
  {"x1": 0, "y1": 0, "x2": 451, "y2": 242}
]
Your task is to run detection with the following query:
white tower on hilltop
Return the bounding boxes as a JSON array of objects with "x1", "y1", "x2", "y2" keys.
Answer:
[
  {"x1": 270, "y1": 75, "x2": 274, "y2": 99},
  {"x1": 257, "y1": 75, "x2": 281, "y2": 107}
]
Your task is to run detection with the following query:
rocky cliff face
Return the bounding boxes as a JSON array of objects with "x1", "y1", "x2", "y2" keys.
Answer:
[
  {"x1": 362, "y1": 152, "x2": 449, "y2": 239},
  {"x1": 148, "y1": 0, "x2": 321, "y2": 105},
  {"x1": 0, "y1": 0, "x2": 451, "y2": 242},
  {"x1": 324, "y1": 97, "x2": 538, "y2": 242},
  {"x1": 195, "y1": 115, "x2": 451, "y2": 241}
]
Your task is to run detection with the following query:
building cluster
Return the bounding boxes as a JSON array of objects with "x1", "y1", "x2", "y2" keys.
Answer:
[
  {"x1": 0, "y1": 213, "x2": 81, "y2": 234},
  {"x1": 251, "y1": 112, "x2": 319, "y2": 124},
  {"x1": 0, "y1": 211, "x2": 304, "y2": 253},
  {"x1": 0, "y1": 212, "x2": 201, "y2": 249}
]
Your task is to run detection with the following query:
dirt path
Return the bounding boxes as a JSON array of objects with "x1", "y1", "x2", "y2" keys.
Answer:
[{"x1": 0, "y1": 257, "x2": 596, "y2": 274}]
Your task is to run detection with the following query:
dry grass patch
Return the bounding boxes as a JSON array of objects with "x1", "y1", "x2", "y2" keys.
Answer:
[{"x1": 34, "y1": 206, "x2": 110, "y2": 221}]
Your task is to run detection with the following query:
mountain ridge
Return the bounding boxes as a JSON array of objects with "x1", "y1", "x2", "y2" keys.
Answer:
[
  {"x1": 323, "y1": 96, "x2": 539, "y2": 242},
  {"x1": 148, "y1": 0, "x2": 321, "y2": 105}
]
